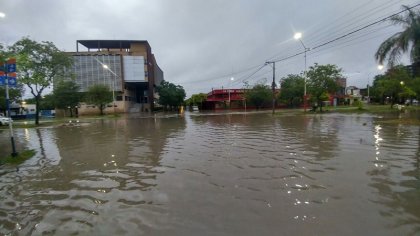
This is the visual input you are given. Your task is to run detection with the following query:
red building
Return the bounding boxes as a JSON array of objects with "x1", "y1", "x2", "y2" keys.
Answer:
[{"x1": 205, "y1": 89, "x2": 247, "y2": 110}]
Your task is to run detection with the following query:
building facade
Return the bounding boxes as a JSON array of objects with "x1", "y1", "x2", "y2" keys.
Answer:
[{"x1": 66, "y1": 40, "x2": 163, "y2": 114}]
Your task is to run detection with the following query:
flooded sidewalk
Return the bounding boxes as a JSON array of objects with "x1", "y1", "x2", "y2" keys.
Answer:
[{"x1": 0, "y1": 112, "x2": 419, "y2": 235}]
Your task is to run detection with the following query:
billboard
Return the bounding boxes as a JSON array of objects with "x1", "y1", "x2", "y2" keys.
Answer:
[{"x1": 123, "y1": 56, "x2": 146, "y2": 82}]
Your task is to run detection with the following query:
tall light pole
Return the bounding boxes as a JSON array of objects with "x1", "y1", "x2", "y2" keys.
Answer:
[
  {"x1": 367, "y1": 65, "x2": 384, "y2": 103},
  {"x1": 294, "y1": 32, "x2": 310, "y2": 112},
  {"x1": 102, "y1": 64, "x2": 117, "y2": 114},
  {"x1": 265, "y1": 61, "x2": 276, "y2": 115},
  {"x1": 228, "y1": 77, "x2": 234, "y2": 108}
]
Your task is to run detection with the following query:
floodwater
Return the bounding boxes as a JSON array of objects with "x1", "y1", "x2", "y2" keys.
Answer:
[{"x1": 0, "y1": 111, "x2": 419, "y2": 235}]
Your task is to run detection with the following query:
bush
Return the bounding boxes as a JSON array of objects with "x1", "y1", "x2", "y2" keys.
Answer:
[{"x1": 353, "y1": 100, "x2": 364, "y2": 110}]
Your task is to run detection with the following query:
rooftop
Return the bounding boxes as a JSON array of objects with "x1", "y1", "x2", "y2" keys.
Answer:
[{"x1": 76, "y1": 40, "x2": 150, "y2": 51}]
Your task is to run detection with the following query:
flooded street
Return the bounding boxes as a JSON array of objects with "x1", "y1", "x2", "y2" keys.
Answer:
[{"x1": 0, "y1": 111, "x2": 419, "y2": 235}]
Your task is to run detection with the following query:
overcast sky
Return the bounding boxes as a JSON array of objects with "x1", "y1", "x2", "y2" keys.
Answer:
[{"x1": 0, "y1": 0, "x2": 418, "y2": 96}]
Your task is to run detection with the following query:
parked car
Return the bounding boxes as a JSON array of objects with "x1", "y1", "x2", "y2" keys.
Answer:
[{"x1": 0, "y1": 114, "x2": 13, "y2": 126}]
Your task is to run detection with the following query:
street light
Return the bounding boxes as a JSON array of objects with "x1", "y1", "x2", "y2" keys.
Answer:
[
  {"x1": 294, "y1": 32, "x2": 310, "y2": 112},
  {"x1": 0, "y1": 12, "x2": 5, "y2": 18},
  {"x1": 265, "y1": 61, "x2": 276, "y2": 114},
  {"x1": 367, "y1": 65, "x2": 385, "y2": 103},
  {"x1": 102, "y1": 64, "x2": 117, "y2": 114},
  {"x1": 228, "y1": 77, "x2": 234, "y2": 108}
]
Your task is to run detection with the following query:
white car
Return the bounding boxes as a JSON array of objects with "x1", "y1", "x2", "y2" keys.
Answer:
[{"x1": 0, "y1": 114, "x2": 12, "y2": 126}]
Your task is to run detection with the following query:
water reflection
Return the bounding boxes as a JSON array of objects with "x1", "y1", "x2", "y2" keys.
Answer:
[
  {"x1": 367, "y1": 120, "x2": 420, "y2": 235},
  {"x1": 0, "y1": 112, "x2": 419, "y2": 235},
  {"x1": 0, "y1": 116, "x2": 186, "y2": 235}
]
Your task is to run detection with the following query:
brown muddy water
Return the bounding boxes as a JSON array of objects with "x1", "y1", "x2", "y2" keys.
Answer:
[{"x1": 0, "y1": 111, "x2": 419, "y2": 235}]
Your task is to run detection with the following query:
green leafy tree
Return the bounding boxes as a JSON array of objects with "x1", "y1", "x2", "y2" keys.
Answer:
[
  {"x1": 244, "y1": 83, "x2": 272, "y2": 109},
  {"x1": 371, "y1": 65, "x2": 414, "y2": 106},
  {"x1": 306, "y1": 63, "x2": 341, "y2": 112},
  {"x1": 185, "y1": 93, "x2": 207, "y2": 108},
  {"x1": 9, "y1": 37, "x2": 73, "y2": 124},
  {"x1": 279, "y1": 74, "x2": 304, "y2": 108},
  {"x1": 409, "y1": 77, "x2": 420, "y2": 100},
  {"x1": 157, "y1": 80, "x2": 186, "y2": 111},
  {"x1": 53, "y1": 79, "x2": 81, "y2": 116},
  {"x1": 85, "y1": 84, "x2": 113, "y2": 115},
  {"x1": 375, "y1": 5, "x2": 420, "y2": 71}
]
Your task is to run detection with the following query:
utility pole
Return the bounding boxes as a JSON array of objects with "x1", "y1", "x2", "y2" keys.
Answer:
[
  {"x1": 265, "y1": 61, "x2": 276, "y2": 115},
  {"x1": 2, "y1": 59, "x2": 18, "y2": 157}
]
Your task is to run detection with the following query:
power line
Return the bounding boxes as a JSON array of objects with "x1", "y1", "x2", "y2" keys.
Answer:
[
  {"x1": 269, "y1": 3, "x2": 420, "y2": 65},
  {"x1": 186, "y1": 2, "x2": 419, "y2": 91}
]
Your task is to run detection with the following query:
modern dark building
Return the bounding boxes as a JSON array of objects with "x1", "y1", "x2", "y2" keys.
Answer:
[{"x1": 66, "y1": 40, "x2": 163, "y2": 114}]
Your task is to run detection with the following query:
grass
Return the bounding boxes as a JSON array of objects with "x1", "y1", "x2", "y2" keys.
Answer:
[
  {"x1": 0, "y1": 149, "x2": 36, "y2": 165},
  {"x1": 324, "y1": 104, "x2": 420, "y2": 113}
]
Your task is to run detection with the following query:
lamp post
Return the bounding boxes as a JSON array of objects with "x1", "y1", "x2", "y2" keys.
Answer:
[
  {"x1": 265, "y1": 61, "x2": 276, "y2": 115},
  {"x1": 294, "y1": 32, "x2": 310, "y2": 112},
  {"x1": 228, "y1": 77, "x2": 234, "y2": 108},
  {"x1": 102, "y1": 64, "x2": 117, "y2": 114},
  {"x1": 367, "y1": 65, "x2": 384, "y2": 103}
]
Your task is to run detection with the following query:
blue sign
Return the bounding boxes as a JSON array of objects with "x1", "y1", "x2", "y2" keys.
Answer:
[
  {"x1": 8, "y1": 77, "x2": 17, "y2": 87},
  {"x1": 7, "y1": 64, "x2": 16, "y2": 73},
  {"x1": 0, "y1": 76, "x2": 17, "y2": 87}
]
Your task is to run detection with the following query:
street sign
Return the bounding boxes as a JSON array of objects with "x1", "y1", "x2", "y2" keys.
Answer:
[
  {"x1": 7, "y1": 72, "x2": 17, "y2": 87},
  {"x1": 6, "y1": 58, "x2": 16, "y2": 73},
  {"x1": 0, "y1": 72, "x2": 17, "y2": 87},
  {"x1": 7, "y1": 77, "x2": 16, "y2": 87},
  {"x1": 7, "y1": 64, "x2": 16, "y2": 73}
]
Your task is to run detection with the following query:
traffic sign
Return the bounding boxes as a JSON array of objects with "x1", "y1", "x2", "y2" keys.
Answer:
[
  {"x1": 7, "y1": 77, "x2": 16, "y2": 87},
  {"x1": 0, "y1": 76, "x2": 5, "y2": 86},
  {"x1": 7, "y1": 64, "x2": 16, "y2": 73}
]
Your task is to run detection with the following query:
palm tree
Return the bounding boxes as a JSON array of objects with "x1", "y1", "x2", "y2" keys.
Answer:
[{"x1": 375, "y1": 5, "x2": 420, "y2": 69}]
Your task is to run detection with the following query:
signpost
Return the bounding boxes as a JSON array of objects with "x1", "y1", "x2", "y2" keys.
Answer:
[{"x1": 1, "y1": 58, "x2": 18, "y2": 157}]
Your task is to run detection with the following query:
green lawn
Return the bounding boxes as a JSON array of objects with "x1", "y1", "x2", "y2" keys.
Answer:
[{"x1": 0, "y1": 149, "x2": 36, "y2": 165}]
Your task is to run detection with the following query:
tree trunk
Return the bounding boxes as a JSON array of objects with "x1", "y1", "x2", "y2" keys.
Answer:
[
  {"x1": 35, "y1": 95, "x2": 40, "y2": 125},
  {"x1": 319, "y1": 100, "x2": 323, "y2": 112}
]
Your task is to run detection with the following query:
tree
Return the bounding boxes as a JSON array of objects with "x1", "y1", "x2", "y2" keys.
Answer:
[
  {"x1": 409, "y1": 77, "x2": 420, "y2": 100},
  {"x1": 279, "y1": 74, "x2": 304, "y2": 108},
  {"x1": 306, "y1": 63, "x2": 341, "y2": 112},
  {"x1": 9, "y1": 37, "x2": 73, "y2": 124},
  {"x1": 85, "y1": 84, "x2": 113, "y2": 115},
  {"x1": 53, "y1": 79, "x2": 81, "y2": 116},
  {"x1": 157, "y1": 80, "x2": 186, "y2": 111},
  {"x1": 185, "y1": 93, "x2": 207, "y2": 108},
  {"x1": 244, "y1": 83, "x2": 272, "y2": 109},
  {"x1": 370, "y1": 65, "x2": 414, "y2": 106},
  {"x1": 375, "y1": 5, "x2": 420, "y2": 70}
]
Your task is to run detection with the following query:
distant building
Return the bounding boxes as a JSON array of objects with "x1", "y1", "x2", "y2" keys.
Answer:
[
  {"x1": 345, "y1": 86, "x2": 362, "y2": 105},
  {"x1": 65, "y1": 40, "x2": 164, "y2": 114},
  {"x1": 206, "y1": 89, "x2": 247, "y2": 110},
  {"x1": 205, "y1": 88, "x2": 280, "y2": 110}
]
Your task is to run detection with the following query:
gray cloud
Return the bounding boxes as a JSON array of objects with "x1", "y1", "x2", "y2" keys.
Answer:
[{"x1": 0, "y1": 0, "x2": 416, "y2": 96}]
